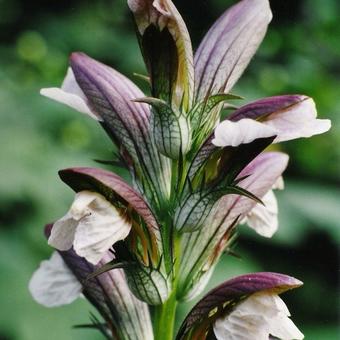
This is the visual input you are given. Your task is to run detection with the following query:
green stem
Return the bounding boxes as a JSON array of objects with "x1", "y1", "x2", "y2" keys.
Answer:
[
  {"x1": 153, "y1": 291, "x2": 178, "y2": 340},
  {"x1": 170, "y1": 159, "x2": 179, "y2": 201}
]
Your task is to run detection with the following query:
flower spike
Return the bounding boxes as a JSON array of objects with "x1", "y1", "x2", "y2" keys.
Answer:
[{"x1": 31, "y1": 0, "x2": 332, "y2": 338}]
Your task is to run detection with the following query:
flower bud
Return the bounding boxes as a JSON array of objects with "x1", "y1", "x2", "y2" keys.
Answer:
[
  {"x1": 153, "y1": 110, "x2": 191, "y2": 159},
  {"x1": 135, "y1": 97, "x2": 192, "y2": 159}
]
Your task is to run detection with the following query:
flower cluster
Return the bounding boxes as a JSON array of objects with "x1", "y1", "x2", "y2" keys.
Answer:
[{"x1": 29, "y1": 0, "x2": 330, "y2": 339}]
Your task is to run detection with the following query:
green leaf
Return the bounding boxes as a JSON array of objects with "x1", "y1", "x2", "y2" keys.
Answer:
[
  {"x1": 73, "y1": 313, "x2": 112, "y2": 340},
  {"x1": 124, "y1": 264, "x2": 171, "y2": 305},
  {"x1": 174, "y1": 190, "x2": 223, "y2": 233},
  {"x1": 190, "y1": 93, "x2": 243, "y2": 142},
  {"x1": 85, "y1": 261, "x2": 130, "y2": 281}
]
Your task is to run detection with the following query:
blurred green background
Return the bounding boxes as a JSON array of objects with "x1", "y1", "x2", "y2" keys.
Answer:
[{"x1": 0, "y1": 0, "x2": 339, "y2": 339}]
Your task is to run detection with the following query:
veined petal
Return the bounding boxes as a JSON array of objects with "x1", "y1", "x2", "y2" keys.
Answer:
[
  {"x1": 243, "y1": 189, "x2": 278, "y2": 237},
  {"x1": 73, "y1": 193, "x2": 132, "y2": 264},
  {"x1": 195, "y1": 0, "x2": 272, "y2": 101},
  {"x1": 29, "y1": 251, "x2": 82, "y2": 307},
  {"x1": 212, "y1": 118, "x2": 277, "y2": 147},
  {"x1": 40, "y1": 68, "x2": 101, "y2": 121},
  {"x1": 229, "y1": 95, "x2": 331, "y2": 142},
  {"x1": 44, "y1": 225, "x2": 154, "y2": 339},
  {"x1": 177, "y1": 272, "x2": 303, "y2": 339},
  {"x1": 70, "y1": 52, "x2": 171, "y2": 203},
  {"x1": 129, "y1": 0, "x2": 194, "y2": 109},
  {"x1": 56, "y1": 247, "x2": 154, "y2": 339},
  {"x1": 229, "y1": 95, "x2": 309, "y2": 122},
  {"x1": 96, "y1": 256, "x2": 154, "y2": 339},
  {"x1": 213, "y1": 291, "x2": 304, "y2": 340}
]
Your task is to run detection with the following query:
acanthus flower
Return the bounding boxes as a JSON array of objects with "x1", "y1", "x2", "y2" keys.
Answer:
[
  {"x1": 30, "y1": 0, "x2": 331, "y2": 339},
  {"x1": 177, "y1": 272, "x2": 304, "y2": 340}
]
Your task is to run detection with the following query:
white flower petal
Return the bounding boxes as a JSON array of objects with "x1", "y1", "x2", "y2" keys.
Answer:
[
  {"x1": 48, "y1": 191, "x2": 131, "y2": 264},
  {"x1": 40, "y1": 68, "x2": 101, "y2": 121},
  {"x1": 245, "y1": 190, "x2": 278, "y2": 238},
  {"x1": 29, "y1": 252, "x2": 82, "y2": 307},
  {"x1": 213, "y1": 291, "x2": 304, "y2": 340},
  {"x1": 69, "y1": 190, "x2": 98, "y2": 220},
  {"x1": 72, "y1": 192, "x2": 132, "y2": 264},
  {"x1": 48, "y1": 213, "x2": 78, "y2": 251},
  {"x1": 263, "y1": 98, "x2": 331, "y2": 143},
  {"x1": 48, "y1": 191, "x2": 101, "y2": 251},
  {"x1": 212, "y1": 119, "x2": 277, "y2": 147},
  {"x1": 269, "y1": 314, "x2": 305, "y2": 340},
  {"x1": 273, "y1": 176, "x2": 284, "y2": 190}
]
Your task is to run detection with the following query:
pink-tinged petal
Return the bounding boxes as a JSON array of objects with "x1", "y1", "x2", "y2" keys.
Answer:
[
  {"x1": 263, "y1": 98, "x2": 331, "y2": 142},
  {"x1": 220, "y1": 152, "x2": 289, "y2": 221},
  {"x1": 243, "y1": 189, "x2": 278, "y2": 237},
  {"x1": 273, "y1": 176, "x2": 284, "y2": 190},
  {"x1": 188, "y1": 133, "x2": 275, "y2": 190},
  {"x1": 195, "y1": 0, "x2": 272, "y2": 101},
  {"x1": 212, "y1": 118, "x2": 277, "y2": 147},
  {"x1": 40, "y1": 68, "x2": 101, "y2": 121},
  {"x1": 29, "y1": 251, "x2": 82, "y2": 307},
  {"x1": 58, "y1": 167, "x2": 161, "y2": 243},
  {"x1": 177, "y1": 272, "x2": 302, "y2": 339},
  {"x1": 229, "y1": 95, "x2": 331, "y2": 142},
  {"x1": 178, "y1": 152, "x2": 288, "y2": 300},
  {"x1": 129, "y1": 0, "x2": 194, "y2": 109},
  {"x1": 70, "y1": 52, "x2": 171, "y2": 202}
]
